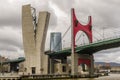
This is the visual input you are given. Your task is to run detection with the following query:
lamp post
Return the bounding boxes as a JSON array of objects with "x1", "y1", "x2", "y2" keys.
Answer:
[{"x1": 0, "y1": 55, "x2": 2, "y2": 76}]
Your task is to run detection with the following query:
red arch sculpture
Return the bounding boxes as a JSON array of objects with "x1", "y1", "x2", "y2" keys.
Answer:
[
  {"x1": 78, "y1": 58, "x2": 91, "y2": 67},
  {"x1": 72, "y1": 8, "x2": 92, "y2": 47}
]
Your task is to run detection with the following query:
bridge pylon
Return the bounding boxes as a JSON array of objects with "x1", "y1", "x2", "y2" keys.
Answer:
[{"x1": 71, "y1": 8, "x2": 94, "y2": 76}]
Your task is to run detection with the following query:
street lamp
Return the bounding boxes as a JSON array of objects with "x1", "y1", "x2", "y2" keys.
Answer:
[{"x1": 0, "y1": 55, "x2": 2, "y2": 76}]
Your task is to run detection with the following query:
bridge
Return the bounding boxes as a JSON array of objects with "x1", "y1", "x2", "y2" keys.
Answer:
[
  {"x1": 0, "y1": 57, "x2": 25, "y2": 73},
  {"x1": 48, "y1": 37, "x2": 120, "y2": 56},
  {"x1": 47, "y1": 8, "x2": 120, "y2": 77},
  {"x1": 0, "y1": 57, "x2": 25, "y2": 64}
]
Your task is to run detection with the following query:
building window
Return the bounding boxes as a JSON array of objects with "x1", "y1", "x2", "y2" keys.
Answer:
[{"x1": 31, "y1": 67, "x2": 36, "y2": 74}]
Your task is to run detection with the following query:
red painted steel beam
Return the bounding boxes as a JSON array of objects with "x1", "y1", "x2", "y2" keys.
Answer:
[{"x1": 72, "y1": 8, "x2": 92, "y2": 48}]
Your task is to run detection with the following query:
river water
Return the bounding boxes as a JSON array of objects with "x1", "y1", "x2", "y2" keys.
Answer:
[
  {"x1": 80, "y1": 74, "x2": 120, "y2": 80},
  {"x1": 57, "y1": 73, "x2": 120, "y2": 80}
]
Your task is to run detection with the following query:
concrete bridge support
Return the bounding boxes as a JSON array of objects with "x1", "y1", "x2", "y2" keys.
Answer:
[
  {"x1": 49, "y1": 56, "x2": 68, "y2": 74},
  {"x1": 49, "y1": 57, "x2": 55, "y2": 74},
  {"x1": 71, "y1": 8, "x2": 93, "y2": 76},
  {"x1": 71, "y1": 53, "x2": 94, "y2": 76},
  {"x1": 78, "y1": 54, "x2": 94, "y2": 76},
  {"x1": 71, "y1": 53, "x2": 79, "y2": 75},
  {"x1": 89, "y1": 55, "x2": 94, "y2": 76}
]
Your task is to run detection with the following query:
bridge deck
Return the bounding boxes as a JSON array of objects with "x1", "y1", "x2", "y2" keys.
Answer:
[
  {"x1": 2, "y1": 38, "x2": 120, "y2": 63},
  {"x1": 47, "y1": 37, "x2": 120, "y2": 56},
  {"x1": 1, "y1": 57, "x2": 25, "y2": 64}
]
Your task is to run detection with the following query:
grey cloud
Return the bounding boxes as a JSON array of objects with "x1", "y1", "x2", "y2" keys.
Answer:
[
  {"x1": 0, "y1": 43, "x2": 17, "y2": 52},
  {"x1": 91, "y1": 1, "x2": 120, "y2": 29},
  {"x1": 0, "y1": 0, "x2": 120, "y2": 61},
  {"x1": 94, "y1": 47, "x2": 120, "y2": 63},
  {"x1": 47, "y1": 7, "x2": 58, "y2": 28},
  {"x1": 0, "y1": 0, "x2": 58, "y2": 29},
  {"x1": 0, "y1": 27, "x2": 23, "y2": 50},
  {"x1": 50, "y1": 0, "x2": 74, "y2": 12},
  {"x1": 0, "y1": 1, "x2": 21, "y2": 27},
  {"x1": 0, "y1": 17, "x2": 21, "y2": 27},
  {"x1": 95, "y1": 47, "x2": 120, "y2": 54},
  {"x1": 100, "y1": 0, "x2": 120, "y2": 5},
  {"x1": 0, "y1": 39, "x2": 23, "y2": 50}
]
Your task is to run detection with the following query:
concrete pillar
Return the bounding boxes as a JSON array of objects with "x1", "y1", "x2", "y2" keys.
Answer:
[
  {"x1": 71, "y1": 53, "x2": 78, "y2": 75},
  {"x1": 78, "y1": 54, "x2": 94, "y2": 76},
  {"x1": 89, "y1": 55, "x2": 94, "y2": 76},
  {"x1": 82, "y1": 64, "x2": 86, "y2": 71},
  {"x1": 54, "y1": 62, "x2": 69, "y2": 74},
  {"x1": 49, "y1": 58, "x2": 54, "y2": 74}
]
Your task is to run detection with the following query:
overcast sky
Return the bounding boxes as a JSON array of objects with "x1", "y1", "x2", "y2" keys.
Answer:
[{"x1": 0, "y1": 0, "x2": 120, "y2": 63}]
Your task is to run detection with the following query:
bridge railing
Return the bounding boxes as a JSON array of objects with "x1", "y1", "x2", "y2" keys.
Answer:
[{"x1": 61, "y1": 35, "x2": 120, "y2": 50}]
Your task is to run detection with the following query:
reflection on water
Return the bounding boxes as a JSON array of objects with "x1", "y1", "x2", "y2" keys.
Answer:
[{"x1": 56, "y1": 74, "x2": 120, "y2": 80}]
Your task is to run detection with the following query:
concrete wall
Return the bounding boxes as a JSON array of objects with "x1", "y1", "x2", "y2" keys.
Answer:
[
  {"x1": 19, "y1": 62, "x2": 24, "y2": 72},
  {"x1": 54, "y1": 63, "x2": 69, "y2": 74},
  {"x1": 22, "y1": 4, "x2": 50, "y2": 74},
  {"x1": 111, "y1": 66, "x2": 120, "y2": 71}
]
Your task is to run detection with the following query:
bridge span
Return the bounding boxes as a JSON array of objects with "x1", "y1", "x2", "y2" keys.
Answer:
[{"x1": 48, "y1": 37, "x2": 120, "y2": 56}]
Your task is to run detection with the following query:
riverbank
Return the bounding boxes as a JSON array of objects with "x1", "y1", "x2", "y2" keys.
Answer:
[{"x1": 0, "y1": 73, "x2": 120, "y2": 80}]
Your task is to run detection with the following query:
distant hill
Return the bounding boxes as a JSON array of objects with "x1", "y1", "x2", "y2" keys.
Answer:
[{"x1": 95, "y1": 62, "x2": 120, "y2": 66}]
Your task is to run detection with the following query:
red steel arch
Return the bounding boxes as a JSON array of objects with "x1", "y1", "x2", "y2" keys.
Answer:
[
  {"x1": 72, "y1": 8, "x2": 92, "y2": 47},
  {"x1": 78, "y1": 58, "x2": 91, "y2": 67}
]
